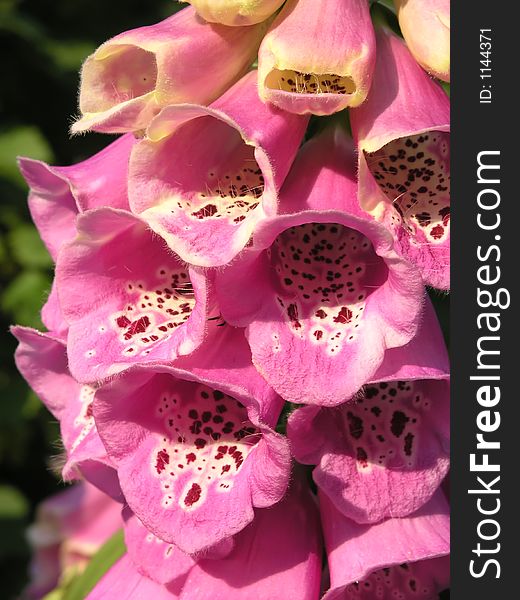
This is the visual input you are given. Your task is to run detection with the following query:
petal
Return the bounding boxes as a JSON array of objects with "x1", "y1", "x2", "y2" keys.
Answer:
[
  {"x1": 395, "y1": 0, "x2": 450, "y2": 82},
  {"x1": 350, "y1": 27, "x2": 450, "y2": 289},
  {"x1": 41, "y1": 279, "x2": 68, "y2": 339},
  {"x1": 370, "y1": 297, "x2": 450, "y2": 383},
  {"x1": 123, "y1": 509, "x2": 196, "y2": 585},
  {"x1": 287, "y1": 296, "x2": 449, "y2": 522},
  {"x1": 320, "y1": 490, "x2": 450, "y2": 599},
  {"x1": 73, "y1": 8, "x2": 267, "y2": 134},
  {"x1": 217, "y1": 126, "x2": 424, "y2": 406},
  {"x1": 179, "y1": 475, "x2": 322, "y2": 600},
  {"x1": 186, "y1": 0, "x2": 285, "y2": 26},
  {"x1": 12, "y1": 327, "x2": 121, "y2": 499},
  {"x1": 288, "y1": 330, "x2": 449, "y2": 524},
  {"x1": 56, "y1": 209, "x2": 210, "y2": 383},
  {"x1": 18, "y1": 158, "x2": 79, "y2": 261},
  {"x1": 94, "y1": 327, "x2": 290, "y2": 554},
  {"x1": 129, "y1": 70, "x2": 309, "y2": 267},
  {"x1": 18, "y1": 135, "x2": 134, "y2": 260},
  {"x1": 258, "y1": 0, "x2": 376, "y2": 114}
]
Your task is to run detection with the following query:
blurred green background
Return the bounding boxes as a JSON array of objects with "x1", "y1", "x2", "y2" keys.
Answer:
[
  {"x1": 0, "y1": 1, "x2": 177, "y2": 596},
  {"x1": 0, "y1": 1, "x2": 449, "y2": 597}
]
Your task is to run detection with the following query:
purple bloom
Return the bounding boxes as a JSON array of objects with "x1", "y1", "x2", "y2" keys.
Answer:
[
  {"x1": 12, "y1": 327, "x2": 122, "y2": 500},
  {"x1": 55, "y1": 209, "x2": 211, "y2": 383},
  {"x1": 93, "y1": 327, "x2": 290, "y2": 553},
  {"x1": 350, "y1": 27, "x2": 450, "y2": 290},
  {"x1": 216, "y1": 126, "x2": 425, "y2": 406},
  {"x1": 288, "y1": 300, "x2": 450, "y2": 523},
  {"x1": 129, "y1": 70, "x2": 309, "y2": 267}
]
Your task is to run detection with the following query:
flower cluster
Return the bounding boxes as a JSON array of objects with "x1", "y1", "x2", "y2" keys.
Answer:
[{"x1": 15, "y1": 1, "x2": 450, "y2": 598}]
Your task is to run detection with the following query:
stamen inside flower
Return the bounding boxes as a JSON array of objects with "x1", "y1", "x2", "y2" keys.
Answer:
[
  {"x1": 344, "y1": 561, "x2": 444, "y2": 599},
  {"x1": 152, "y1": 384, "x2": 260, "y2": 511},
  {"x1": 341, "y1": 380, "x2": 434, "y2": 473},
  {"x1": 265, "y1": 69, "x2": 356, "y2": 96},
  {"x1": 269, "y1": 223, "x2": 387, "y2": 355},
  {"x1": 107, "y1": 267, "x2": 195, "y2": 358},
  {"x1": 82, "y1": 44, "x2": 157, "y2": 112},
  {"x1": 366, "y1": 131, "x2": 450, "y2": 243},
  {"x1": 154, "y1": 118, "x2": 265, "y2": 225}
]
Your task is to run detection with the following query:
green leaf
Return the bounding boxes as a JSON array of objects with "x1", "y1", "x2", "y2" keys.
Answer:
[{"x1": 62, "y1": 529, "x2": 125, "y2": 600}]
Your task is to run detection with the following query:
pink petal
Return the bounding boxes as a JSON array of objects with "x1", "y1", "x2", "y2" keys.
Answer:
[
  {"x1": 41, "y1": 279, "x2": 68, "y2": 339},
  {"x1": 179, "y1": 475, "x2": 322, "y2": 600},
  {"x1": 123, "y1": 508, "x2": 196, "y2": 585},
  {"x1": 73, "y1": 8, "x2": 267, "y2": 134},
  {"x1": 288, "y1": 301, "x2": 449, "y2": 523},
  {"x1": 56, "y1": 208, "x2": 210, "y2": 383},
  {"x1": 350, "y1": 27, "x2": 450, "y2": 289},
  {"x1": 321, "y1": 490, "x2": 450, "y2": 599},
  {"x1": 129, "y1": 70, "x2": 309, "y2": 267},
  {"x1": 94, "y1": 327, "x2": 290, "y2": 554},
  {"x1": 18, "y1": 135, "x2": 133, "y2": 260},
  {"x1": 258, "y1": 0, "x2": 376, "y2": 114},
  {"x1": 12, "y1": 327, "x2": 121, "y2": 500},
  {"x1": 216, "y1": 126, "x2": 424, "y2": 406}
]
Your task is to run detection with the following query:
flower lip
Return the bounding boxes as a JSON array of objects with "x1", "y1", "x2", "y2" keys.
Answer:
[
  {"x1": 129, "y1": 70, "x2": 309, "y2": 267},
  {"x1": 56, "y1": 208, "x2": 210, "y2": 383},
  {"x1": 93, "y1": 350, "x2": 290, "y2": 553},
  {"x1": 365, "y1": 130, "x2": 451, "y2": 245},
  {"x1": 80, "y1": 44, "x2": 158, "y2": 114},
  {"x1": 257, "y1": 0, "x2": 376, "y2": 114},
  {"x1": 320, "y1": 490, "x2": 450, "y2": 600}
]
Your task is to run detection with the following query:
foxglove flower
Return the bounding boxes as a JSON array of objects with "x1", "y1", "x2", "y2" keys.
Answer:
[
  {"x1": 93, "y1": 326, "x2": 290, "y2": 554},
  {"x1": 186, "y1": 0, "x2": 285, "y2": 26},
  {"x1": 72, "y1": 8, "x2": 267, "y2": 134},
  {"x1": 320, "y1": 490, "x2": 450, "y2": 598},
  {"x1": 257, "y1": 0, "x2": 376, "y2": 114},
  {"x1": 18, "y1": 135, "x2": 135, "y2": 337},
  {"x1": 129, "y1": 70, "x2": 308, "y2": 267},
  {"x1": 288, "y1": 300, "x2": 450, "y2": 524},
  {"x1": 12, "y1": 328, "x2": 122, "y2": 499},
  {"x1": 394, "y1": 0, "x2": 450, "y2": 82},
  {"x1": 216, "y1": 126, "x2": 424, "y2": 406},
  {"x1": 25, "y1": 482, "x2": 122, "y2": 599},
  {"x1": 55, "y1": 209, "x2": 211, "y2": 383},
  {"x1": 18, "y1": 134, "x2": 134, "y2": 260},
  {"x1": 350, "y1": 26, "x2": 450, "y2": 289},
  {"x1": 89, "y1": 478, "x2": 321, "y2": 599}
]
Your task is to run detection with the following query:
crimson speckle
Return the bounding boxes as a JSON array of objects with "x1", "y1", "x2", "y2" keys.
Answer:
[{"x1": 184, "y1": 483, "x2": 202, "y2": 507}]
